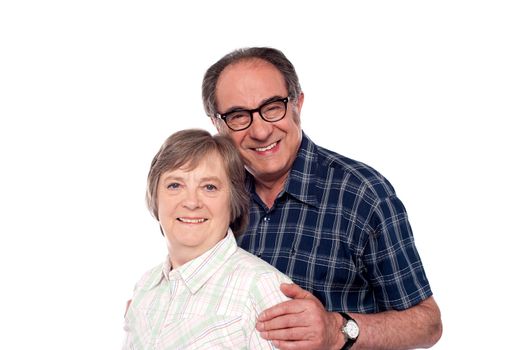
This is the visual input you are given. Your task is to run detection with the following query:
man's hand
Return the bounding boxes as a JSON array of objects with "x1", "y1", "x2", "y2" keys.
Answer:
[
  {"x1": 124, "y1": 299, "x2": 131, "y2": 317},
  {"x1": 256, "y1": 283, "x2": 344, "y2": 350},
  {"x1": 256, "y1": 284, "x2": 442, "y2": 350}
]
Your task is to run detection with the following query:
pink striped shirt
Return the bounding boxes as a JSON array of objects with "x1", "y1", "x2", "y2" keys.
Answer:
[{"x1": 123, "y1": 230, "x2": 292, "y2": 349}]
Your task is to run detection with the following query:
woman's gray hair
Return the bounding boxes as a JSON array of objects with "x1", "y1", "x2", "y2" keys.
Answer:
[
  {"x1": 202, "y1": 47, "x2": 302, "y2": 118},
  {"x1": 146, "y1": 129, "x2": 250, "y2": 236}
]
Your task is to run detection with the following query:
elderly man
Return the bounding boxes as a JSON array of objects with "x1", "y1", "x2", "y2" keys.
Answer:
[{"x1": 202, "y1": 47, "x2": 442, "y2": 350}]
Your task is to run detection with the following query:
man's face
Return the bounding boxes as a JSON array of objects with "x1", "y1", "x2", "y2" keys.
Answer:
[{"x1": 214, "y1": 60, "x2": 303, "y2": 185}]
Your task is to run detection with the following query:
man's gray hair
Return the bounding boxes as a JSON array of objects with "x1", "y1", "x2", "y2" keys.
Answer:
[{"x1": 202, "y1": 47, "x2": 302, "y2": 118}]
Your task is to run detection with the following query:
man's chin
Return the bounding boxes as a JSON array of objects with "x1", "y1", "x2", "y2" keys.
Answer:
[{"x1": 247, "y1": 166, "x2": 288, "y2": 183}]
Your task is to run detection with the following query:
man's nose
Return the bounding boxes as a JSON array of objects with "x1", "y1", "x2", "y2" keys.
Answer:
[{"x1": 248, "y1": 111, "x2": 272, "y2": 140}]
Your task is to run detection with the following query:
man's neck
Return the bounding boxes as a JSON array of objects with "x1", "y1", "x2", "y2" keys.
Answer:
[{"x1": 254, "y1": 174, "x2": 288, "y2": 209}]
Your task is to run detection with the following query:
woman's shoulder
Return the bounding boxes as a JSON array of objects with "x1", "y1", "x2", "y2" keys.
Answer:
[
  {"x1": 228, "y1": 247, "x2": 292, "y2": 284},
  {"x1": 226, "y1": 248, "x2": 292, "y2": 312},
  {"x1": 132, "y1": 262, "x2": 165, "y2": 291}
]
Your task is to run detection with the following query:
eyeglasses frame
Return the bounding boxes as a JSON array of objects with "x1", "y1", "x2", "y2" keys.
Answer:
[{"x1": 215, "y1": 96, "x2": 290, "y2": 131}]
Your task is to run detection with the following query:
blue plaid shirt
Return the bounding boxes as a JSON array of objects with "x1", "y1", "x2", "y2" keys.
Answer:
[{"x1": 237, "y1": 132, "x2": 432, "y2": 313}]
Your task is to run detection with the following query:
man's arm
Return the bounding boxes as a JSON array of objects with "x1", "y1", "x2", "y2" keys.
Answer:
[
  {"x1": 351, "y1": 296, "x2": 442, "y2": 350},
  {"x1": 256, "y1": 283, "x2": 442, "y2": 350}
]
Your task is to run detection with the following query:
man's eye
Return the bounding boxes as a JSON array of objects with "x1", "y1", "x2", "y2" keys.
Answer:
[
  {"x1": 267, "y1": 105, "x2": 283, "y2": 111},
  {"x1": 229, "y1": 112, "x2": 249, "y2": 120}
]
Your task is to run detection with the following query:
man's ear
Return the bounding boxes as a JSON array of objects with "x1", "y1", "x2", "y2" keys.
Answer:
[
  {"x1": 211, "y1": 116, "x2": 228, "y2": 134},
  {"x1": 296, "y1": 92, "x2": 304, "y2": 113},
  {"x1": 210, "y1": 116, "x2": 221, "y2": 132}
]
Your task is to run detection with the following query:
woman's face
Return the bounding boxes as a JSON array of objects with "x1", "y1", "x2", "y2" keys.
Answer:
[{"x1": 157, "y1": 151, "x2": 231, "y2": 268}]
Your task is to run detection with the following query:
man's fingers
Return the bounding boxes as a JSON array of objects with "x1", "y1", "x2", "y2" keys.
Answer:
[
  {"x1": 256, "y1": 284, "x2": 334, "y2": 349},
  {"x1": 280, "y1": 283, "x2": 317, "y2": 301},
  {"x1": 124, "y1": 299, "x2": 132, "y2": 317},
  {"x1": 259, "y1": 326, "x2": 311, "y2": 341},
  {"x1": 256, "y1": 312, "x2": 307, "y2": 332},
  {"x1": 258, "y1": 299, "x2": 308, "y2": 322}
]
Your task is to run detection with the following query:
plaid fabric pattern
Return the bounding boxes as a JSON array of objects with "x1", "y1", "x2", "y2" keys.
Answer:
[
  {"x1": 123, "y1": 230, "x2": 291, "y2": 349},
  {"x1": 238, "y1": 132, "x2": 432, "y2": 313}
]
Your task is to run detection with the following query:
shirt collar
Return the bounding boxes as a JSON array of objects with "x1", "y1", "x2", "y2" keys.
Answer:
[
  {"x1": 246, "y1": 131, "x2": 320, "y2": 209},
  {"x1": 151, "y1": 229, "x2": 238, "y2": 294}
]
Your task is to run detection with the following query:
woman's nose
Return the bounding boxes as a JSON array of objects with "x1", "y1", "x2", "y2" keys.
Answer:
[{"x1": 182, "y1": 189, "x2": 202, "y2": 209}]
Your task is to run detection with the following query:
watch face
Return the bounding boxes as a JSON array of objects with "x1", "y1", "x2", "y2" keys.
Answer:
[{"x1": 344, "y1": 320, "x2": 360, "y2": 339}]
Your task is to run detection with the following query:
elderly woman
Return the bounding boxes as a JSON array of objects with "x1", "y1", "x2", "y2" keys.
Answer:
[{"x1": 123, "y1": 129, "x2": 292, "y2": 349}]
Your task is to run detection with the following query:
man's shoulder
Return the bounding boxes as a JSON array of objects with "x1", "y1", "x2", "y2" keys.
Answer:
[
  {"x1": 316, "y1": 144, "x2": 380, "y2": 177},
  {"x1": 305, "y1": 134, "x2": 396, "y2": 198}
]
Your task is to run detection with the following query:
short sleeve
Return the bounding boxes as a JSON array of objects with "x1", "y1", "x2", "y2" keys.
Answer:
[
  {"x1": 247, "y1": 271, "x2": 292, "y2": 349},
  {"x1": 363, "y1": 195, "x2": 432, "y2": 310}
]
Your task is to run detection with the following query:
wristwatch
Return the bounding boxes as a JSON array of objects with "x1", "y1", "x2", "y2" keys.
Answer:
[{"x1": 339, "y1": 312, "x2": 360, "y2": 350}]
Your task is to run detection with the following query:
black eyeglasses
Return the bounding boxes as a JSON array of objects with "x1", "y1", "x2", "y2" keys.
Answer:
[{"x1": 216, "y1": 97, "x2": 289, "y2": 131}]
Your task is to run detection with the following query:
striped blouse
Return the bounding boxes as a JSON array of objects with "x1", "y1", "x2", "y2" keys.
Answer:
[{"x1": 123, "y1": 230, "x2": 292, "y2": 349}]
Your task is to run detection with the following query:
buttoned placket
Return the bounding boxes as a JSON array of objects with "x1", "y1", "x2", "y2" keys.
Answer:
[{"x1": 152, "y1": 272, "x2": 179, "y2": 349}]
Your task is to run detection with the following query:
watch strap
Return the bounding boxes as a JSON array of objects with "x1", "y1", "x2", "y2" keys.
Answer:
[
  {"x1": 340, "y1": 338, "x2": 355, "y2": 350},
  {"x1": 339, "y1": 312, "x2": 357, "y2": 350},
  {"x1": 339, "y1": 311, "x2": 353, "y2": 321}
]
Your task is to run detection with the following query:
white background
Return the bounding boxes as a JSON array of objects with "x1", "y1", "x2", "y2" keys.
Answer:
[{"x1": 1, "y1": 1, "x2": 508, "y2": 348}]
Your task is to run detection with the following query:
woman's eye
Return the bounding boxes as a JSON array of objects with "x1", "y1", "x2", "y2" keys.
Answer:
[
  {"x1": 204, "y1": 184, "x2": 217, "y2": 191},
  {"x1": 167, "y1": 183, "x2": 180, "y2": 189}
]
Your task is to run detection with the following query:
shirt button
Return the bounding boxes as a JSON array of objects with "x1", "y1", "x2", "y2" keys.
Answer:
[{"x1": 263, "y1": 216, "x2": 270, "y2": 222}]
